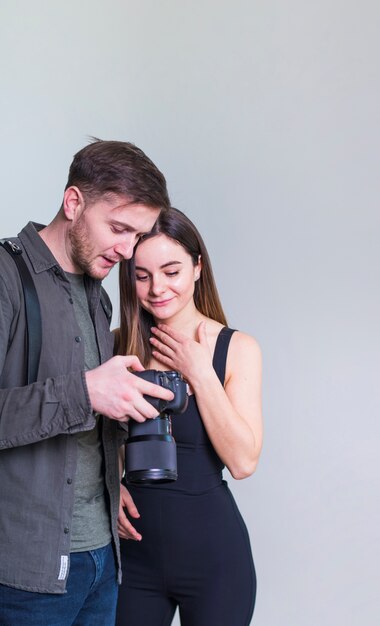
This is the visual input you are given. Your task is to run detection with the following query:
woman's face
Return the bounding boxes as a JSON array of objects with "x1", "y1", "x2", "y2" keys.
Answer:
[{"x1": 134, "y1": 234, "x2": 201, "y2": 323}]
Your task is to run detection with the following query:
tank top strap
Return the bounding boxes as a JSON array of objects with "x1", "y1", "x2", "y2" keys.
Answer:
[{"x1": 212, "y1": 327, "x2": 237, "y2": 385}]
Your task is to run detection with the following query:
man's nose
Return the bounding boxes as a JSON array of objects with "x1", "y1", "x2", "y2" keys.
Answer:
[{"x1": 114, "y1": 237, "x2": 135, "y2": 260}]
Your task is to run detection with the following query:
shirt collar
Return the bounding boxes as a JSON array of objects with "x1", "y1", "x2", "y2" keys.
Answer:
[{"x1": 18, "y1": 221, "x2": 59, "y2": 274}]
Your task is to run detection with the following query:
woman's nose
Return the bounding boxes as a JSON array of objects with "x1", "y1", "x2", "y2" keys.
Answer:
[{"x1": 150, "y1": 276, "x2": 166, "y2": 295}]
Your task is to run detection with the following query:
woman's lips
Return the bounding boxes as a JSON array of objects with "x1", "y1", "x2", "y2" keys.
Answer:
[{"x1": 148, "y1": 298, "x2": 174, "y2": 307}]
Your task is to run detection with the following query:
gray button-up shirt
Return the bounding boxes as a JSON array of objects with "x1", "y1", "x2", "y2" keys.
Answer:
[{"x1": 0, "y1": 222, "x2": 121, "y2": 593}]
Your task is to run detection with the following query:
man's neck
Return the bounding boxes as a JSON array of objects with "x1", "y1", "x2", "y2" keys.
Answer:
[{"x1": 39, "y1": 216, "x2": 80, "y2": 273}]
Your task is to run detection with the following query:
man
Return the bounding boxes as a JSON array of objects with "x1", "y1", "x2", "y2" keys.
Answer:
[{"x1": 0, "y1": 139, "x2": 174, "y2": 625}]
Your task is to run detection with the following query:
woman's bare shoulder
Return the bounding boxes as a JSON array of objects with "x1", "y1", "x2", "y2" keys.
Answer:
[
  {"x1": 226, "y1": 330, "x2": 262, "y2": 378},
  {"x1": 230, "y1": 329, "x2": 261, "y2": 353}
]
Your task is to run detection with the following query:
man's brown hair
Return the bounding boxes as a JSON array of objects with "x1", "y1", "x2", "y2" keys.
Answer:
[{"x1": 65, "y1": 139, "x2": 170, "y2": 209}]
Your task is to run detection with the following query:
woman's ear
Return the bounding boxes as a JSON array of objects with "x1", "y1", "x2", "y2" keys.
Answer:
[{"x1": 194, "y1": 255, "x2": 202, "y2": 281}]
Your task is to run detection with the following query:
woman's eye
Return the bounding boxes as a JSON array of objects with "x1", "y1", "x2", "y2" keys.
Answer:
[
  {"x1": 136, "y1": 274, "x2": 148, "y2": 281},
  {"x1": 166, "y1": 271, "x2": 179, "y2": 277}
]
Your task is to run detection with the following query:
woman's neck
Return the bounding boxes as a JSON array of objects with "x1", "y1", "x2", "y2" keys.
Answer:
[{"x1": 154, "y1": 306, "x2": 205, "y2": 340}]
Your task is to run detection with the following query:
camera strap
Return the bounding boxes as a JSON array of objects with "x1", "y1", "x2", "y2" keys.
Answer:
[
  {"x1": 0, "y1": 239, "x2": 42, "y2": 384},
  {"x1": 1, "y1": 239, "x2": 113, "y2": 385}
]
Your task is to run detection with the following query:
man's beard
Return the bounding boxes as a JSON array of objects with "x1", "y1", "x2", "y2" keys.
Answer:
[{"x1": 68, "y1": 214, "x2": 97, "y2": 277}]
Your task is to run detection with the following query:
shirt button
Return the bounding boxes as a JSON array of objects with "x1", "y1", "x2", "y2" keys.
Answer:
[
  {"x1": 64, "y1": 527, "x2": 70, "y2": 534},
  {"x1": 67, "y1": 478, "x2": 72, "y2": 484},
  {"x1": 75, "y1": 336, "x2": 81, "y2": 343},
  {"x1": 69, "y1": 298, "x2": 74, "y2": 304}
]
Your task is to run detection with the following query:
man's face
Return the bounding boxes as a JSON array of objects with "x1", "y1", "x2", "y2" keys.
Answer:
[{"x1": 68, "y1": 194, "x2": 160, "y2": 280}]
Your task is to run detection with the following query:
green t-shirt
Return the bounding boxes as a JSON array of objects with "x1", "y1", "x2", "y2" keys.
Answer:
[{"x1": 65, "y1": 272, "x2": 111, "y2": 552}]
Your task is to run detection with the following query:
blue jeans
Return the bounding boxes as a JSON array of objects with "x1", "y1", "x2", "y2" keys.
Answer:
[{"x1": 0, "y1": 543, "x2": 118, "y2": 626}]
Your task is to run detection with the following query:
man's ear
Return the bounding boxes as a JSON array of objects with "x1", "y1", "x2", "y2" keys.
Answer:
[{"x1": 62, "y1": 186, "x2": 84, "y2": 221}]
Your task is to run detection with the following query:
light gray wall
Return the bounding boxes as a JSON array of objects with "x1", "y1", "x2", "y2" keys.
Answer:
[{"x1": 1, "y1": 2, "x2": 378, "y2": 625}]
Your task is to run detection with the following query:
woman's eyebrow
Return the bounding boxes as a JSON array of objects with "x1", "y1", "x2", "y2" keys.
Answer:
[{"x1": 135, "y1": 261, "x2": 183, "y2": 271}]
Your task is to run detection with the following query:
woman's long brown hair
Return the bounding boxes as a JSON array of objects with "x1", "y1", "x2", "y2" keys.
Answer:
[{"x1": 115, "y1": 207, "x2": 227, "y2": 366}]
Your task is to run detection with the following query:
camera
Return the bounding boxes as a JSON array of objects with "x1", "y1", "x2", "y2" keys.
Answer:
[{"x1": 124, "y1": 370, "x2": 188, "y2": 484}]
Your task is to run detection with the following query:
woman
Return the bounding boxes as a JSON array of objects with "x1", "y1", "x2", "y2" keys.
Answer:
[{"x1": 115, "y1": 208, "x2": 263, "y2": 626}]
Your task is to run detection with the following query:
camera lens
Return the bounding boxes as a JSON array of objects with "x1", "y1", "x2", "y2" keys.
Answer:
[
  {"x1": 125, "y1": 415, "x2": 177, "y2": 484},
  {"x1": 124, "y1": 370, "x2": 188, "y2": 484}
]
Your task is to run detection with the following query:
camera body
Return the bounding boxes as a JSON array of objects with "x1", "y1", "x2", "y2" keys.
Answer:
[{"x1": 125, "y1": 370, "x2": 188, "y2": 484}]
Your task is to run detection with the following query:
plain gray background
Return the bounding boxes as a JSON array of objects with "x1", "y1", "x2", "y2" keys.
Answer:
[{"x1": 1, "y1": 2, "x2": 378, "y2": 625}]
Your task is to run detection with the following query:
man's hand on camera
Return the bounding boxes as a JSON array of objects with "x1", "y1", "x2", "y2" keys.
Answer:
[{"x1": 85, "y1": 355, "x2": 174, "y2": 422}]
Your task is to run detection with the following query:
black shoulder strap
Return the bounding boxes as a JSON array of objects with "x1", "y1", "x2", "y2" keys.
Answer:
[
  {"x1": 0, "y1": 240, "x2": 42, "y2": 384},
  {"x1": 212, "y1": 327, "x2": 236, "y2": 385}
]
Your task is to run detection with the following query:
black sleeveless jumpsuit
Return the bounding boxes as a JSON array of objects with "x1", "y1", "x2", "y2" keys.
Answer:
[{"x1": 116, "y1": 328, "x2": 256, "y2": 626}]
